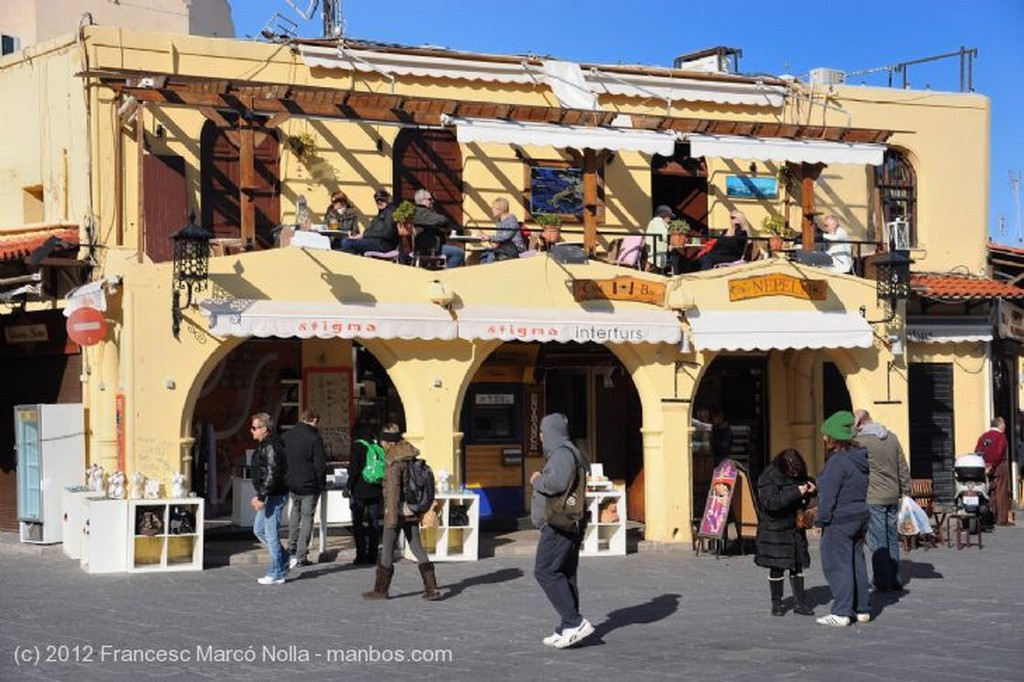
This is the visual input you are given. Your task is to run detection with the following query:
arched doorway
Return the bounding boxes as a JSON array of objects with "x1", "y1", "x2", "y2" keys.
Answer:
[{"x1": 393, "y1": 128, "x2": 463, "y2": 226}]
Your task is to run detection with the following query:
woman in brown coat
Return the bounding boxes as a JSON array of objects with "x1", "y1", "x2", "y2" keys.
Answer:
[{"x1": 362, "y1": 423, "x2": 440, "y2": 600}]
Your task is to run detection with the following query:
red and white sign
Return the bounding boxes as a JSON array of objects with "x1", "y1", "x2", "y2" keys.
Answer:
[{"x1": 66, "y1": 306, "x2": 107, "y2": 346}]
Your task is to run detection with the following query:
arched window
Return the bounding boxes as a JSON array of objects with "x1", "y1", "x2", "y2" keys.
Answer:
[{"x1": 875, "y1": 149, "x2": 917, "y2": 245}]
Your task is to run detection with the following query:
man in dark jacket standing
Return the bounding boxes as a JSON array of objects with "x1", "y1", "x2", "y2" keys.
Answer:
[
  {"x1": 531, "y1": 413, "x2": 594, "y2": 649},
  {"x1": 284, "y1": 409, "x2": 327, "y2": 568},
  {"x1": 815, "y1": 411, "x2": 871, "y2": 626},
  {"x1": 854, "y1": 409, "x2": 911, "y2": 592},
  {"x1": 338, "y1": 189, "x2": 398, "y2": 255},
  {"x1": 346, "y1": 423, "x2": 383, "y2": 565},
  {"x1": 250, "y1": 412, "x2": 290, "y2": 585}
]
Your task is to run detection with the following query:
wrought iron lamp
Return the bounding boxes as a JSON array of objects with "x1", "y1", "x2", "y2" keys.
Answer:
[
  {"x1": 170, "y1": 214, "x2": 213, "y2": 339},
  {"x1": 873, "y1": 241, "x2": 913, "y2": 323}
]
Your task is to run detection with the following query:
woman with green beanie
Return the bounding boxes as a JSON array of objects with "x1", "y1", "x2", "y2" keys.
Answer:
[{"x1": 815, "y1": 410, "x2": 871, "y2": 627}]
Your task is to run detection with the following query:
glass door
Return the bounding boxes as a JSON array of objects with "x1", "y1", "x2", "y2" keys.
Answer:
[{"x1": 15, "y1": 406, "x2": 41, "y2": 521}]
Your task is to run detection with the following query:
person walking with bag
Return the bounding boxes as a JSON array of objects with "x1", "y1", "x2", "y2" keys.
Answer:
[
  {"x1": 815, "y1": 411, "x2": 871, "y2": 626},
  {"x1": 346, "y1": 423, "x2": 384, "y2": 565},
  {"x1": 362, "y1": 423, "x2": 441, "y2": 601},
  {"x1": 755, "y1": 448, "x2": 816, "y2": 617},
  {"x1": 531, "y1": 413, "x2": 594, "y2": 649}
]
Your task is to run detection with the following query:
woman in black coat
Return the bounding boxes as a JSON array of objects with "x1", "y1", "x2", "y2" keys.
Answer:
[{"x1": 755, "y1": 449, "x2": 817, "y2": 616}]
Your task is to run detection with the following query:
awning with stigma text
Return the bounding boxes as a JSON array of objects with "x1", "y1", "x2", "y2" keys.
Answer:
[
  {"x1": 198, "y1": 299, "x2": 457, "y2": 340},
  {"x1": 454, "y1": 305, "x2": 682, "y2": 344}
]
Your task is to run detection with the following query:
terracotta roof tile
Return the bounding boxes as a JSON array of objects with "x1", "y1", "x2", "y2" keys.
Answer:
[
  {"x1": 911, "y1": 273, "x2": 1024, "y2": 300},
  {"x1": 0, "y1": 226, "x2": 79, "y2": 261}
]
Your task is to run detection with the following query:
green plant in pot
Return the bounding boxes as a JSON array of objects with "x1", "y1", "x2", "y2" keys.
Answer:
[
  {"x1": 761, "y1": 214, "x2": 796, "y2": 252},
  {"x1": 667, "y1": 218, "x2": 691, "y2": 248},
  {"x1": 286, "y1": 131, "x2": 316, "y2": 160},
  {"x1": 534, "y1": 213, "x2": 563, "y2": 245},
  {"x1": 392, "y1": 200, "x2": 417, "y2": 239}
]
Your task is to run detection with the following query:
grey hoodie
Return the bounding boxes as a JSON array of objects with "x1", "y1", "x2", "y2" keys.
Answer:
[
  {"x1": 857, "y1": 421, "x2": 912, "y2": 505},
  {"x1": 531, "y1": 413, "x2": 590, "y2": 529}
]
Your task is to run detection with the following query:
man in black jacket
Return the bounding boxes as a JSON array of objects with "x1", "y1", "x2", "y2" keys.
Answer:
[
  {"x1": 346, "y1": 423, "x2": 384, "y2": 565},
  {"x1": 250, "y1": 412, "x2": 290, "y2": 585},
  {"x1": 412, "y1": 188, "x2": 465, "y2": 267},
  {"x1": 284, "y1": 409, "x2": 327, "y2": 568},
  {"x1": 338, "y1": 189, "x2": 398, "y2": 255}
]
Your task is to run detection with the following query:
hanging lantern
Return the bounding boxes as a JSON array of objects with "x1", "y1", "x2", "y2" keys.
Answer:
[
  {"x1": 170, "y1": 214, "x2": 213, "y2": 339},
  {"x1": 874, "y1": 248, "x2": 914, "y2": 318}
]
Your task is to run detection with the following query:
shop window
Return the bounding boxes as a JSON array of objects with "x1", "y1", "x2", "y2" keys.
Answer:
[
  {"x1": 23, "y1": 185, "x2": 44, "y2": 224},
  {"x1": 875, "y1": 149, "x2": 917, "y2": 245}
]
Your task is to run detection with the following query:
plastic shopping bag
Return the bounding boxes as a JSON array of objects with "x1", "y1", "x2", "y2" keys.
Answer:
[{"x1": 898, "y1": 495, "x2": 932, "y2": 536}]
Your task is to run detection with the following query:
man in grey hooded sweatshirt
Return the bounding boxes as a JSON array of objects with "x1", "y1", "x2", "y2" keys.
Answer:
[
  {"x1": 530, "y1": 413, "x2": 594, "y2": 649},
  {"x1": 854, "y1": 409, "x2": 911, "y2": 592}
]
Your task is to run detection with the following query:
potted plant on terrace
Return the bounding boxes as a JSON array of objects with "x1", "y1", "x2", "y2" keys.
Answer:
[
  {"x1": 392, "y1": 200, "x2": 417, "y2": 249},
  {"x1": 286, "y1": 131, "x2": 316, "y2": 160},
  {"x1": 667, "y1": 218, "x2": 691, "y2": 248},
  {"x1": 761, "y1": 214, "x2": 796, "y2": 253},
  {"x1": 534, "y1": 213, "x2": 563, "y2": 246}
]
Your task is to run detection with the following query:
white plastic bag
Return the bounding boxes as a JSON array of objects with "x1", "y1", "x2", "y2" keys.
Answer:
[{"x1": 899, "y1": 495, "x2": 932, "y2": 536}]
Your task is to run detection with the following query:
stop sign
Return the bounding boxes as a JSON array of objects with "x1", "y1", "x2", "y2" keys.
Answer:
[{"x1": 66, "y1": 307, "x2": 108, "y2": 346}]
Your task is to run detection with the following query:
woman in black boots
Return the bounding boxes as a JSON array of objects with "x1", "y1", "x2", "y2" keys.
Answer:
[
  {"x1": 755, "y1": 449, "x2": 816, "y2": 616},
  {"x1": 362, "y1": 424, "x2": 441, "y2": 601}
]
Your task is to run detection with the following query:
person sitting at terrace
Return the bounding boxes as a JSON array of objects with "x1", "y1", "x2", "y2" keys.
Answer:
[
  {"x1": 820, "y1": 214, "x2": 853, "y2": 274},
  {"x1": 699, "y1": 211, "x2": 749, "y2": 270},
  {"x1": 480, "y1": 197, "x2": 525, "y2": 263},
  {"x1": 646, "y1": 205, "x2": 673, "y2": 273},
  {"x1": 413, "y1": 189, "x2": 465, "y2": 267},
  {"x1": 338, "y1": 189, "x2": 398, "y2": 256},
  {"x1": 323, "y1": 190, "x2": 358, "y2": 235}
]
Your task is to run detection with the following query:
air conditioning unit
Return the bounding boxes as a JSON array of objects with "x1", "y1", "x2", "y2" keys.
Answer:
[
  {"x1": 809, "y1": 67, "x2": 846, "y2": 86},
  {"x1": 1, "y1": 34, "x2": 21, "y2": 56}
]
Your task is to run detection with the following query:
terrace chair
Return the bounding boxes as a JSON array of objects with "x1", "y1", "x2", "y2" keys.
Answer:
[
  {"x1": 364, "y1": 249, "x2": 400, "y2": 263},
  {"x1": 615, "y1": 235, "x2": 646, "y2": 270},
  {"x1": 412, "y1": 231, "x2": 447, "y2": 270}
]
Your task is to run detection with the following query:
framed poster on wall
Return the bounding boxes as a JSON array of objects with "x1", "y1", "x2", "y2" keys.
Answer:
[{"x1": 302, "y1": 367, "x2": 353, "y2": 461}]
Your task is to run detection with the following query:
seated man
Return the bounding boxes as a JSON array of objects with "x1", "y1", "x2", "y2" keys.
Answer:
[
  {"x1": 337, "y1": 189, "x2": 399, "y2": 255},
  {"x1": 413, "y1": 189, "x2": 465, "y2": 267},
  {"x1": 699, "y1": 212, "x2": 748, "y2": 270},
  {"x1": 790, "y1": 214, "x2": 853, "y2": 273},
  {"x1": 645, "y1": 205, "x2": 673, "y2": 273},
  {"x1": 480, "y1": 197, "x2": 526, "y2": 263}
]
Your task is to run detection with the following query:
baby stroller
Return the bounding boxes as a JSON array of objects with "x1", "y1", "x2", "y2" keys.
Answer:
[{"x1": 953, "y1": 453, "x2": 993, "y2": 533}]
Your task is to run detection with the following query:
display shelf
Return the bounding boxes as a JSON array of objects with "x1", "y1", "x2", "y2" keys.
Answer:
[
  {"x1": 278, "y1": 379, "x2": 301, "y2": 430},
  {"x1": 80, "y1": 498, "x2": 129, "y2": 574},
  {"x1": 405, "y1": 492, "x2": 480, "y2": 562},
  {"x1": 581, "y1": 489, "x2": 626, "y2": 557},
  {"x1": 127, "y1": 498, "x2": 204, "y2": 572}
]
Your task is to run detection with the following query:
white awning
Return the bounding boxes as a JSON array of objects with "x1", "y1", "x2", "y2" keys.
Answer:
[
  {"x1": 443, "y1": 116, "x2": 678, "y2": 155},
  {"x1": 688, "y1": 134, "x2": 886, "y2": 166},
  {"x1": 299, "y1": 45, "x2": 536, "y2": 84},
  {"x1": 455, "y1": 305, "x2": 681, "y2": 344},
  {"x1": 688, "y1": 311, "x2": 873, "y2": 351},
  {"x1": 585, "y1": 70, "x2": 786, "y2": 108},
  {"x1": 907, "y1": 320, "x2": 992, "y2": 343},
  {"x1": 199, "y1": 299, "x2": 457, "y2": 340}
]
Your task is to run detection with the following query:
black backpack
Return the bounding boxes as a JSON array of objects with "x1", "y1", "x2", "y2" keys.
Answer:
[{"x1": 403, "y1": 458, "x2": 436, "y2": 514}]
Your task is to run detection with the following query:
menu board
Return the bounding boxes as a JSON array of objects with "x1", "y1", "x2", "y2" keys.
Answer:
[
  {"x1": 302, "y1": 367, "x2": 353, "y2": 460},
  {"x1": 697, "y1": 458, "x2": 739, "y2": 540}
]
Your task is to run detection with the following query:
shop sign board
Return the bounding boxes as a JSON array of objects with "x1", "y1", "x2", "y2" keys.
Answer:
[
  {"x1": 697, "y1": 458, "x2": 739, "y2": 540},
  {"x1": 573, "y1": 276, "x2": 666, "y2": 305},
  {"x1": 998, "y1": 300, "x2": 1024, "y2": 342},
  {"x1": 4, "y1": 323, "x2": 49, "y2": 344},
  {"x1": 728, "y1": 274, "x2": 826, "y2": 302},
  {"x1": 66, "y1": 307, "x2": 107, "y2": 346}
]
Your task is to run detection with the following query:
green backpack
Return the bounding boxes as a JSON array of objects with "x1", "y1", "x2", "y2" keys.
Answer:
[{"x1": 358, "y1": 439, "x2": 386, "y2": 484}]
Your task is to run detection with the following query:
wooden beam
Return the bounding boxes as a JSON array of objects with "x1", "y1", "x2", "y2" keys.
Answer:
[
  {"x1": 583, "y1": 148, "x2": 598, "y2": 253},
  {"x1": 239, "y1": 124, "x2": 256, "y2": 246},
  {"x1": 800, "y1": 163, "x2": 825, "y2": 250},
  {"x1": 136, "y1": 103, "x2": 146, "y2": 264},
  {"x1": 199, "y1": 106, "x2": 231, "y2": 128}
]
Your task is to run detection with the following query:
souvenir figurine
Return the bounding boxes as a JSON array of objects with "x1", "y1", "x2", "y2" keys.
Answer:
[
  {"x1": 88, "y1": 464, "x2": 106, "y2": 495},
  {"x1": 129, "y1": 472, "x2": 146, "y2": 499},
  {"x1": 108, "y1": 471, "x2": 127, "y2": 500},
  {"x1": 143, "y1": 478, "x2": 161, "y2": 499},
  {"x1": 171, "y1": 472, "x2": 187, "y2": 499}
]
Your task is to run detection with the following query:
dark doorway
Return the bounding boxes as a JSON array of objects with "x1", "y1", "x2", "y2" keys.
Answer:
[
  {"x1": 652, "y1": 143, "x2": 708, "y2": 233},
  {"x1": 393, "y1": 129, "x2": 463, "y2": 226},
  {"x1": 823, "y1": 361, "x2": 853, "y2": 417},
  {"x1": 908, "y1": 362, "x2": 956, "y2": 504}
]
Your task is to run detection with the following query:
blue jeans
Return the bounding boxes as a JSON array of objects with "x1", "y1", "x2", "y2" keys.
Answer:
[
  {"x1": 253, "y1": 494, "x2": 289, "y2": 579},
  {"x1": 867, "y1": 504, "x2": 902, "y2": 590},
  {"x1": 442, "y1": 244, "x2": 464, "y2": 267}
]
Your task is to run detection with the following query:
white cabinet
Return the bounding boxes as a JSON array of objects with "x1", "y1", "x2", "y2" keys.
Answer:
[
  {"x1": 581, "y1": 489, "x2": 626, "y2": 557},
  {"x1": 407, "y1": 492, "x2": 480, "y2": 562},
  {"x1": 62, "y1": 489, "x2": 103, "y2": 560},
  {"x1": 81, "y1": 498, "x2": 129, "y2": 574},
  {"x1": 127, "y1": 498, "x2": 204, "y2": 572}
]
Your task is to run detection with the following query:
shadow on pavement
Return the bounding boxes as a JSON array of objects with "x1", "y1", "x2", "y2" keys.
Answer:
[
  {"x1": 438, "y1": 567, "x2": 525, "y2": 600},
  {"x1": 585, "y1": 593, "x2": 681, "y2": 646}
]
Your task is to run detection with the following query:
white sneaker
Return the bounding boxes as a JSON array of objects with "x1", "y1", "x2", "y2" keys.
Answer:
[
  {"x1": 542, "y1": 632, "x2": 561, "y2": 647},
  {"x1": 816, "y1": 614, "x2": 851, "y2": 627},
  {"x1": 856, "y1": 613, "x2": 871, "y2": 623},
  {"x1": 257, "y1": 575, "x2": 285, "y2": 585},
  {"x1": 551, "y1": 619, "x2": 594, "y2": 649},
  {"x1": 288, "y1": 556, "x2": 298, "y2": 570}
]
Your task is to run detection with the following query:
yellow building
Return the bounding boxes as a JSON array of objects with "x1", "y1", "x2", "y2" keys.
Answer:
[{"x1": 2, "y1": 26, "x2": 1018, "y2": 542}]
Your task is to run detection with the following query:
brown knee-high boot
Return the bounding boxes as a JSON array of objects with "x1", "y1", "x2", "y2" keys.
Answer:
[
  {"x1": 418, "y1": 562, "x2": 441, "y2": 601},
  {"x1": 362, "y1": 564, "x2": 394, "y2": 600}
]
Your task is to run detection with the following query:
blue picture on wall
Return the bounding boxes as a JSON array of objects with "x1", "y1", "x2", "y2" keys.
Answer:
[
  {"x1": 725, "y1": 175, "x2": 779, "y2": 200},
  {"x1": 529, "y1": 166, "x2": 583, "y2": 218}
]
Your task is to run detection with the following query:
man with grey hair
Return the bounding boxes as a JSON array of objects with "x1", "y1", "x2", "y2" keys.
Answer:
[
  {"x1": 821, "y1": 214, "x2": 853, "y2": 274},
  {"x1": 250, "y1": 412, "x2": 291, "y2": 584},
  {"x1": 413, "y1": 189, "x2": 465, "y2": 267},
  {"x1": 481, "y1": 196, "x2": 526, "y2": 263},
  {"x1": 854, "y1": 408, "x2": 911, "y2": 592}
]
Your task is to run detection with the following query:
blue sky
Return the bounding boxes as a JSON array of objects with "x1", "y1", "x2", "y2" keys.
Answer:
[{"x1": 229, "y1": 0, "x2": 1024, "y2": 244}]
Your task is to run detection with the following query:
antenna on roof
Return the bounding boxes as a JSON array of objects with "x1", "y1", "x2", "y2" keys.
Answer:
[{"x1": 1010, "y1": 170, "x2": 1021, "y2": 243}]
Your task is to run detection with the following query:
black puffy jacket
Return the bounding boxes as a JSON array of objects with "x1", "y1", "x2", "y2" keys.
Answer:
[
  {"x1": 282, "y1": 422, "x2": 326, "y2": 495},
  {"x1": 252, "y1": 434, "x2": 288, "y2": 501},
  {"x1": 754, "y1": 463, "x2": 811, "y2": 571}
]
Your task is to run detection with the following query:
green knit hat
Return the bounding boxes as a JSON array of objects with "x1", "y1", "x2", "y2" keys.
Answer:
[{"x1": 821, "y1": 410, "x2": 855, "y2": 441}]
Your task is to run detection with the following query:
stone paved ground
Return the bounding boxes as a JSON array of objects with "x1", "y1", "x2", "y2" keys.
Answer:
[{"x1": 0, "y1": 525, "x2": 1022, "y2": 681}]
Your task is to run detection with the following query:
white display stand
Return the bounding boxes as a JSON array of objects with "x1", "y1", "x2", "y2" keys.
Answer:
[
  {"x1": 127, "y1": 498, "x2": 204, "y2": 572},
  {"x1": 405, "y1": 492, "x2": 480, "y2": 562},
  {"x1": 581, "y1": 489, "x2": 627, "y2": 557},
  {"x1": 62, "y1": 489, "x2": 103, "y2": 560},
  {"x1": 231, "y1": 477, "x2": 257, "y2": 527},
  {"x1": 313, "y1": 486, "x2": 353, "y2": 558},
  {"x1": 80, "y1": 498, "x2": 129, "y2": 574}
]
